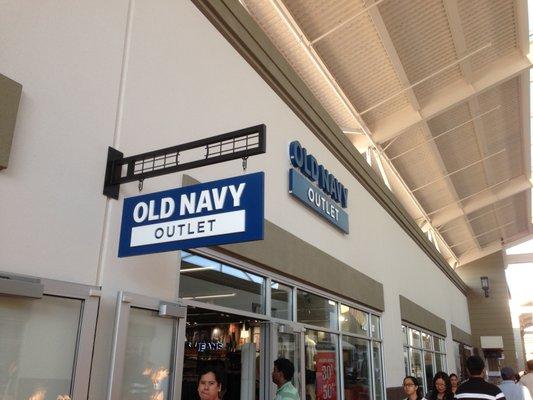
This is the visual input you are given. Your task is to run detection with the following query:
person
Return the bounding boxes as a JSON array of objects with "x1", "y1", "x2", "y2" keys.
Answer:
[
  {"x1": 424, "y1": 372, "x2": 453, "y2": 400},
  {"x1": 403, "y1": 376, "x2": 424, "y2": 400},
  {"x1": 272, "y1": 358, "x2": 300, "y2": 400},
  {"x1": 521, "y1": 360, "x2": 533, "y2": 398},
  {"x1": 197, "y1": 364, "x2": 224, "y2": 400},
  {"x1": 455, "y1": 356, "x2": 506, "y2": 400},
  {"x1": 450, "y1": 373, "x2": 459, "y2": 394},
  {"x1": 499, "y1": 366, "x2": 532, "y2": 400}
]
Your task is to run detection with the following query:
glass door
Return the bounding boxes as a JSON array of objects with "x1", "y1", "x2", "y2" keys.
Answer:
[
  {"x1": 108, "y1": 292, "x2": 187, "y2": 400},
  {"x1": 0, "y1": 274, "x2": 99, "y2": 400},
  {"x1": 268, "y1": 322, "x2": 305, "y2": 400}
]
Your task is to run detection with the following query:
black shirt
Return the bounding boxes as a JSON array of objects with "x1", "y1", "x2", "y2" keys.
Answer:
[{"x1": 455, "y1": 377, "x2": 506, "y2": 400}]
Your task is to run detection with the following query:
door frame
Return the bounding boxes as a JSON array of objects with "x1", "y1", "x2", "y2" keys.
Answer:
[
  {"x1": 107, "y1": 291, "x2": 187, "y2": 400},
  {"x1": 0, "y1": 272, "x2": 100, "y2": 400}
]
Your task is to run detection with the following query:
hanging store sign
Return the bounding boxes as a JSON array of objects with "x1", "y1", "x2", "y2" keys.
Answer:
[
  {"x1": 118, "y1": 172, "x2": 264, "y2": 257},
  {"x1": 288, "y1": 141, "x2": 349, "y2": 233}
]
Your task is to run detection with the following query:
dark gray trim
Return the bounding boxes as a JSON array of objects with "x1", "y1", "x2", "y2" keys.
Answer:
[
  {"x1": 400, "y1": 295, "x2": 447, "y2": 336},
  {"x1": 190, "y1": 0, "x2": 468, "y2": 294},
  {"x1": 451, "y1": 324, "x2": 473, "y2": 347},
  {"x1": 183, "y1": 174, "x2": 384, "y2": 311},
  {"x1": 0, "y1": 73, "x2": 22, "y2": 170}
]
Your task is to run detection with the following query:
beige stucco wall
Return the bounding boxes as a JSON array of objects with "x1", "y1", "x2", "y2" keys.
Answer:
[{"x1": 456, "y1": 251, "x2": 518, "y2": 369}]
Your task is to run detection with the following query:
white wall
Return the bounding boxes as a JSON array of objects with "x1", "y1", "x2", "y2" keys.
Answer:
[{"x1": 0, "y1": 0, "x2": 471, "y2": 397}]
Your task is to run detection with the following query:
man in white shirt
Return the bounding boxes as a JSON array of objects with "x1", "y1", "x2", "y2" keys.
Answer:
[
  {"x1": 499, "y1": 367, "x2": 531, "y2": 400},
  {"x1": 521, "y1": 360, "x2": 533, "y2": 399}
]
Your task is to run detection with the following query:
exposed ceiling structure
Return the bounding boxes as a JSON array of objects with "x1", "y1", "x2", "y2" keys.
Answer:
[{"x1": 242, "y1": 0, "x2": 533, "y2": 267}]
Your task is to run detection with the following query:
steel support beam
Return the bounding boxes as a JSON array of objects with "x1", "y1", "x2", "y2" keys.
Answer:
[
  {"x1": 432, "y1": 175, "x2": 531, "y2": 227},
  {"x1": 372, "y1": 53, "x2": 531, "y2": 143}
]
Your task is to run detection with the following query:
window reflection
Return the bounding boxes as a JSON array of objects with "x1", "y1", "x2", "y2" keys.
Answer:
[
  {"x1": 297, "y1": 290, "x2": 338, "y2": 330},
  {"x1": 340, "y1": 305, "x2": 368, "y2": 336},
  {"x1": 271, "y1": 281, "x2": 292, "y2": 320},
  {"x1": 180, "y1": 251, "x2": 265, "y2": 314},
  {"x1": 0, "y1": 295, "x2": 81, "y2": 400},
  {"x1": 409, "y1": 348, "x2": 424, "y2": 392},
  {"x1": 343, "y1": 337, "x2": 370, "y2": 400},
  {"x1": 121, "y1": 307, "x2": 173, "y2": 400},
  {"x1": 372, "y1": 342, "x2": 384, "y2": 400},
  {"x1": 305, "y1": 330, "x2": 338, "y2": 400}
]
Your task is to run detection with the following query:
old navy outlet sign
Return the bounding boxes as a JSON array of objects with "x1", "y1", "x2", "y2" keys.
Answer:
[
  {"x1": 289, "y1": 141, "x2": 349, "y2": 233},
  {"x1": 118, "y1": 172, "x2": 264, "y2": 257}
]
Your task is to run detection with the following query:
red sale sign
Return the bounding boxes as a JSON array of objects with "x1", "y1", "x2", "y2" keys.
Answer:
[{"x1": 315, "y1": 351, "x2": 337, "y2": 400}]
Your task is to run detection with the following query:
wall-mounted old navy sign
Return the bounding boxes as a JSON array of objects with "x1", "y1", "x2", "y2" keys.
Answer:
[
  {"x1": 288, "y1": 141, "x2": 349, "y2": 233},
  {"x1": 118, "y1": 172, "x2": 264, "y2": 257}
]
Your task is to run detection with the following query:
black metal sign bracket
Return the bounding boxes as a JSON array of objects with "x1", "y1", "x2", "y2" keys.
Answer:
[{"x1": 103, "y1": 124, "x2": 266, "y2": 199}]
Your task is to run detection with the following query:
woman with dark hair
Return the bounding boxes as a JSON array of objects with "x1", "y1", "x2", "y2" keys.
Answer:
[
  {"x1": 424, "y1": 372, "x2": 453, "y2": 400},
  {"x1": 403, "y1": 376, "x2": 424, "y2": 400},
  {"x1": 449, "y1": 373, "x2": 459, "y2": 394},
  {"x1": 197, "y1": 364, "x2": 225, "y2": 400}
]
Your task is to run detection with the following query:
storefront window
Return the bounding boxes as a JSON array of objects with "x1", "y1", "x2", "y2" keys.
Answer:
[
  {"x1": 372, "y1": 342, "x2": 384, "y2": 400},
  {"x1": 422, "y1": 333, "x2": 432, "y2": 350},
  {"x1": 179, "y1": 251, "x2": 265, "y2": 314},
  {"x1": 277, "y1": 330, "x2": 302, "y2": 391},
  {"x1": 402, "y1": 325, "x2": 408, "y2": 346},
  {"x1": 453, "y1": 341, "x2": 473, "y2": 381},
  {"x1": 409, "y1": 348, "x2": 424, "y2": 392},
  {"x1": 342, "y1": 337, "x2": 371, "y2": 400},
  {"x1": 403, "y1": 325, "x2": 447, "y2": 392},
  {"x1": 297, "y1": 290, "x2": 338, "y2": 330},
  {"x1": 305, "y1": 330, "x2": 339, "y2": 400},
  {"x1": 424, "y1": 352, "x2": 434, "y2": 391},
  {"x1": 177, "y1": 251, "x2": 385, "y2": 400},
  {"x1": 370, "y1": 315, "x2": 380, "y2": 339},
  {"x1": 340, "y1": 305, "x2": 368, "y2": 336},
  {"x1": 0, "y1": 295, "x2": 81, "y2": 400},
  {"x1": 271, "y1": 281, "x2": 292, "y2": 320},
  {"x1": 409, "y1": 329, "x2": 421, "y2": 348},
  {"x1": 403, "y1": 348, "x2": 410, "y2": 376}
]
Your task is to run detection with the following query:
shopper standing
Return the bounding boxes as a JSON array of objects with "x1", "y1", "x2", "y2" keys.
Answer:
[
  {"x1": 272, "y1": 358, "x2": 300, "y2": 400},
  {"x1": 521, "y1": 361, "x2": 533, "y2": 399},
  {"x1": 499, "y1": 367, "x2": 532, "y2": 400},
  {"x1": 424, "y1": 372, "x2": 454, "y2": 400},
  {"x1": 403, "y1": 376, "x2": 424, "y2": 400},
  {"x1": 450, "y1": 373, "x2": 460, "y2": 395},
  {"x1": 455, "y1": 356, "x2": 506, "y2": 400}
]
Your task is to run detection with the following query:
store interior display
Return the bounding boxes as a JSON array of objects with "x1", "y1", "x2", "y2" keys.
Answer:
[{"x1": 181, "y1": 307, "x2": 261, "y2": 400}]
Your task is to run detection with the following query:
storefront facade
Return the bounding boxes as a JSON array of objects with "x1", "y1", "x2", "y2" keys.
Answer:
[{"x1": 1, "y1": 1, "x2": 472, "y2": 399}]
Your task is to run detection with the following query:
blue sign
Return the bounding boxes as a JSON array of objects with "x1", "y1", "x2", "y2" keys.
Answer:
[
  {"x1": 289, "y1": 169, "x2": 349, "y2": 233},
  {"x1": 288, "y1": 141, "x2": 349, "y2": 233},
  {"x1": 118, "y1": 172, "x2": 264, "y2": 257},
  {"x1": 289, "y1": 141, "x2": 348, "y2": 208}
]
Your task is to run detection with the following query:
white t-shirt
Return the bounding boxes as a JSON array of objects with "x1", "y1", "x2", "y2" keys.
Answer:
[{"x1": 521, "y1": 373, "x2": 533, "y2": 399}]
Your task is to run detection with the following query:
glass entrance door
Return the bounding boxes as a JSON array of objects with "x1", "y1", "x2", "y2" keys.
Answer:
[
  {"x1": 269, "y1": 323, "x2": 305, "y2": 399},
  {"x1": 0, "y1": 274, "x2": 99, "y2": 400},
  {"x1": 108, "y1": 292, "x2": 187, "y2": 400},
  {"x1": 181, "y1": 305, "x2": 263, "y2": 400}
]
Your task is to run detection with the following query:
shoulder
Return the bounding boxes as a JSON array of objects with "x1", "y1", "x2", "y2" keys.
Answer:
[{"x1": 455, "y1": 379, "x2": 504, "y2": 398}]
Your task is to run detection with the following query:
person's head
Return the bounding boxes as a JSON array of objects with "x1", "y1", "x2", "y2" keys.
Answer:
[
  {"x1": 449, "y1": 373, "x2": 459, "y2": 388},
  {"x1": 466, "y1": 356, "x2": 485, "y2": 377},
  {"x1": 197, "y1": 365, "x2": 223, "y2": 400},
  {"x1": 403, "y1": 376, "x2": 422, "y2": 399},
  {"x1": 501, "y1": 367, "x2": 516, "y2": 381},
  {"x1": 433, "y1": 371, "x2": 452, "y2": 395},
  {"x1": 527, "y1": 360, "x2": 533, "y2": 372},
  {"x1": 272, "y1": 358, "x2": 295, "y2": 387}
]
